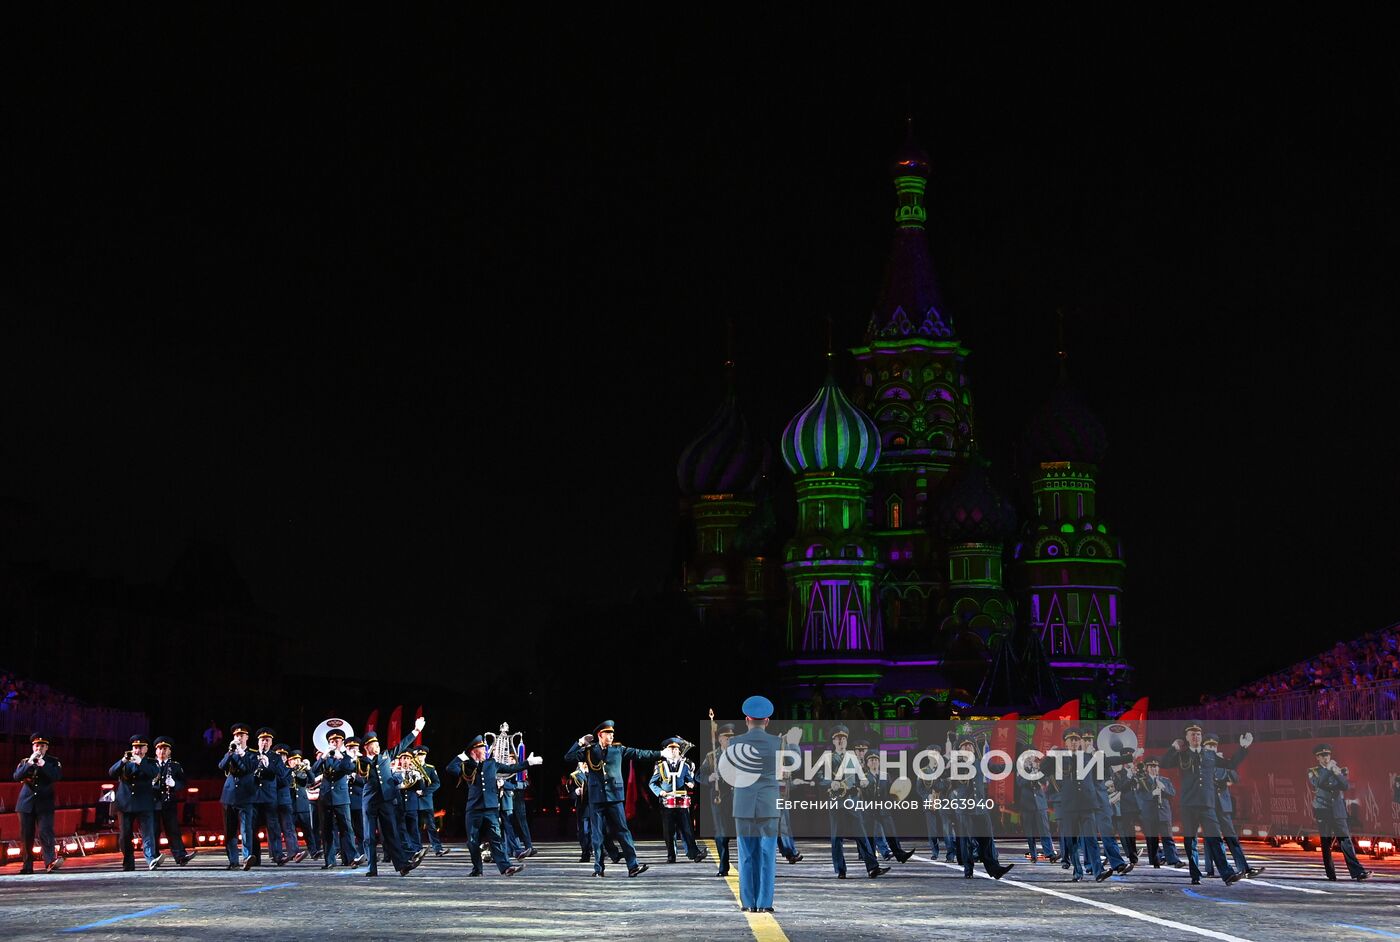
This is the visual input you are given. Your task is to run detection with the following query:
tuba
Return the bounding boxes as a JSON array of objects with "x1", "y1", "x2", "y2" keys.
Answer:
[{"x1": 484, "y1": 722, "x2": 524, "y2": 790}]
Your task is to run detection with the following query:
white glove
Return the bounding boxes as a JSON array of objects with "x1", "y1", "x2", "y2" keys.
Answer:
[
  {"x1": 414, "y1": 716, "x2": 427, "y2": 733},
  {"x1": 1133, "y1": 748, "x2": 1144, "y2": 758},
  {"x1": 527, "y1": 753, "x2": 543, "y2": 766},
  {"x1": 457, "y1": 752, "x2": 468, "y2": 762},
  {"x1": 708, "y1": 772, "x2": 718, "y2": 783},
  {"x1": 578, "y1": 736, "x2": 588, "y2": 747},
  {"x1": 574, "y1": 787, "x2": 582, "y2": 796},
  {"x1": 1239, "y1": 732, "x2": 1254, "y2": 748},
  {"x1": 166, "y1": 776, "x2": 175, "y2": 787}
]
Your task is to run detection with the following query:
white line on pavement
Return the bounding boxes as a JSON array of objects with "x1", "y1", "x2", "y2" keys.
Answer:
[{"x1": 911, "y1": 856, "x2": 1260, "y2": 942}]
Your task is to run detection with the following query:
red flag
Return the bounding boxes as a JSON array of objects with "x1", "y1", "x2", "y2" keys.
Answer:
[
  {"x1": 1117, "y1": 697, "x2": 1149, "y2": 754},
  {"x1": 990, "y1": 712, "x2": 1019, "y2": 809},
  {"x1": 1032, "y1": 699, "x2": 1080, "y2": 757},
  {"x1": 414, "y1": 705, "x2": 424, "y2": 745},
  {"x1": 365, "y1": 709, "x2": 379, "y2": 738},
  {"x1": 624, "y1": 761, "x2": 637, "y2": 820},
  {"x1": 388, "y1": 705, "x2": 403, "y2": 746}
]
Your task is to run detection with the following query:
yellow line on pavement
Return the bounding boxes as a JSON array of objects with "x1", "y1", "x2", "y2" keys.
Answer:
[{"x1": 705, "y1": 840, "x2": 789, "y2": 942}]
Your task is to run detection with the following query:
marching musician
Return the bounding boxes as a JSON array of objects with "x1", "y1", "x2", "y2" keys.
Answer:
[
  {"x1": 413, "y1": 746, "x2": 448, "y2": 857},
  {"x1": 245, "y1": 727, "x2": 286, "y2": 868},
  {"x1": 13, "y1": 731, "x2": 63, "y2": 874},
  {"x1": 1050, "y1": 728, "x2": 1105, "y2": 882},
  {"x1": 776, "y1": 752, "x2": 803, "y2": 865},
  {"x1": 1111, "y1": 752, "x2": 1148, "y2": 868},
  {"x1": 569, "y1": 760, "x2": 622, "y2": 864},
  {"x1": 273, "y1": 744, "x2": 307, "y2": 864},
  {"x1": 395, "y1": 753, "x2": 423, "y2": 858},
  {"x1": 1016, "y1": 750, "x2": 1057, "y2": 864},
  {"x1": 150, "y1": 735, "x2": 195, "y2": 866},
  {"x1": 501, "y1": 747, "x2": 537, "y2": 861},
  {"x1": 1308, "y1": 743, "x2": 1372, "y2": 881},
  {"x1": 1203, "y1": 732, "x2": 1261, "y2": 879},
  {"x1": 564, "y1": 719, "x2": 663, "y2": 878},
  {"x1": 448, "y1": 733, "x2": 542, "y2": 876},
  {"x1": 812, "y1": 724, "x2": 885, "y2": 879},
  {"x1": 357, "y1": 720, "x2": 429, "y2": 877},
  {"x1": 698, "y1": 722, "x2": 737, "y2": 877},
  {"x1": 1155, "y1": 721, "x2": 1250, "y2": 886},
  {"x1": 312, "y1": 729, "x2": 357, "y2": 869},
  {"x1": 1077, "y1": 731, "x2": 1133, "y2": 876},
  {"x1": 344, "y1": 736, "x2": 368, "y2": 865},
  {"x1": 649, "y1": 736, "x2": 705, "y2": 863},
  {"x1": 218, "y1": 722, "x2": 258, "y2": 870},
  {"x1": 287, "y1": 748, "x2": 320, "y2": 861},
  {"x1": 862, "y1": 749, "x2": 914, "y2": 863},
  {"x1": 949, "y1": 732, "x2": 1013, "y2": 880},
  {"x1": 109, "y1": 734, "x2": 163, "y2": 871},
  {"x1": 1140, "y1": 757, "x2": 1184, "y2": 867}
]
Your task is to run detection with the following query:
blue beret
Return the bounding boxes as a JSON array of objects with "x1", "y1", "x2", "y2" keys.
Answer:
[{"x1": 742, "y1": 695, "x2": 774, "y2": 719}]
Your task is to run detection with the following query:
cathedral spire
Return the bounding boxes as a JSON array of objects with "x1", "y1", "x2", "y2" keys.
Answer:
[{"x1": 864, "y1": 124, "x2": 954, "y2": 344}]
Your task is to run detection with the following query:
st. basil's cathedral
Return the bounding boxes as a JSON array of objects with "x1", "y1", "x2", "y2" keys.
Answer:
[{"x1": 675, "y1": 131, "x2": 1129, "y2": 723}]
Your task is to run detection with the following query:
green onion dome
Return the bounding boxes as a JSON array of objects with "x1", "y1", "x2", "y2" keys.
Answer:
[{"x1": 780, "y1": 372, "x2": 881, "y2": 475}]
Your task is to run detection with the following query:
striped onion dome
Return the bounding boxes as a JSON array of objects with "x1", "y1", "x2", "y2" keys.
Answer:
[
  {"x1": 780, "y1": 372, "x2": 881, "y2": 475},
  {"x1": 677, "y1": 392, "x2": 766, "y2": 497}
]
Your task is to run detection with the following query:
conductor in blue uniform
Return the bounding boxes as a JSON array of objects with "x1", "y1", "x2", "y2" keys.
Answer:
[{"x1": 730, "y1": 695, "x2": 783, "y2": 913}]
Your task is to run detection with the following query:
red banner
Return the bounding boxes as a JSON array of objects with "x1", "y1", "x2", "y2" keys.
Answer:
[
  {"x1": 1033, "y1": 699, "x2": 1080, "y2": 757},
  {"x1": 365, "y1": 709, "x2": 379, "y2": 739},
  {"x1": 388, "y1": 705, "x2": 403, "y2": 746},
  {"x1": 990, "y1": 712, "x2": 1019, "y2": 808}
]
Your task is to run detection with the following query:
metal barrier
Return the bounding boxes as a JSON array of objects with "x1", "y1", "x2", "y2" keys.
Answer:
[{"x1": 1153, "y1": 678, "x2": 1400, "y2": 737}]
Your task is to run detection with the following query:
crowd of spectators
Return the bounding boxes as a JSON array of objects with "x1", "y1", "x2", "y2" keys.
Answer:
[
  {"x1": 1199, "y1": 624, "x2": 1400, "y2": 707},
  {"x1": 0, "y1": 666, "x2": 85, "y2": 711}
]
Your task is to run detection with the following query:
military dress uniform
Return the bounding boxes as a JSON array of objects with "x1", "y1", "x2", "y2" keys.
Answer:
[
  {"x1": 1017, "y1": 762, "x2": 1056, "y2": 861},
  {"x1": 569, "y1": 765, "x2": 622, "y2": 863},
  {"x1": 563, "y1": 720, "x2": 663, "y2": 877},
  {"x1": 356, "y1": 730, "x2": 424, "y2": 877},
  {"x1": 272, "y1": 744, "x2": 305, "y2": 863},
  {"x1": 149, "y1": 736, "x2": 194, "y2": 866},
  {"x1": 109, "y1": 735, "x2": 162, "y2": 871},
  {"x1": 1050, "y1": 730, "x2": 1105, "y2": 881},
  {"x1": 698, "y1": 726, "x2": 737, "y2": 876},
  {"x1": 1308, "y1": 743, "x2": 1372, "y2": 881},
  {"x1": 1155, "y1": 723, "x2": 1245, "y2": 885},
  {"x1": 1140, "y1": 760, "x2": 1183, "y2": 866},
  {"x1": 414, "y1": 747, "x2": 446, "y2": 855},
  {"x1": 13, "y1": 732, "x2": 63, "y2": 874},
  {"x1": 916, "y1": 765, "x2": 948, "y2": 859},
  {"x1": 731, "y1": 695, "x2": 783, "y2": 913},
  {"x1": 650, "y1": 737, "x2": 705, "y2": 862},
  {"x1": 1087, "y1": 742, "x2": 1132, "y2": 874},
  {"x1": 288, "y1": 749, "x2": 320, "y2": 859},
  {"x1": 813, "y1": 724, "x2": 883, "y2": 878},
  {"x1": 446, "y1": 735, "x2": 531, "y2": 876},
  {"x1": 217, "y1": 722, "x2": 258, "y2": 868},
  {"x1": 862, "y1": 754, "x2": 913, "y2": 863},
  {"x1": 502, "y1": 755, "x2": 536, "y2": 859},
  {"x1": 344, "y1": 736, "x2": 367, "y2": 862},
  {"x1": 247, "y1": 729, "x2": 286, "y2": 866},
  {"x1": 950, "y1": 735, "x2": 1012, "y2": 880},
  {"x1": 1203, "y1": 732, "x2": 1259, "y2": 879},
  {"x1": 312, "y1": 733, "x2": 357, "y2": 868},
  {"x1": 1111, "y1": 762, "x2": 1148, "y2": 866}
]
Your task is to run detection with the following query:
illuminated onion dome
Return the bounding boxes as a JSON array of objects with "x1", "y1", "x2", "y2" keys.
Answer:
[
  {"x1": 780, "y1": 372, "x2": 881, "y2": 475},
  {"x1": 934, "y1": 456, "x2": 1018, "y2": 542},
  {"x1": 1023, "y1": 386, "x2": 1108, "y2": 465},
  {"x1": 677, "y1": 392, "x2": 766, "y2": 497}
]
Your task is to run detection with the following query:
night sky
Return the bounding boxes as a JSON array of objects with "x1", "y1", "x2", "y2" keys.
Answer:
[{"x1": 6, "y1": 13, "x2": 1399, "y2": 710}]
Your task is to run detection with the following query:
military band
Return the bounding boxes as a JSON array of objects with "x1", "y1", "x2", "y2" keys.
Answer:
[{"x1": 8, "y1": 712, "x2": 1394, "y2": 897}]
